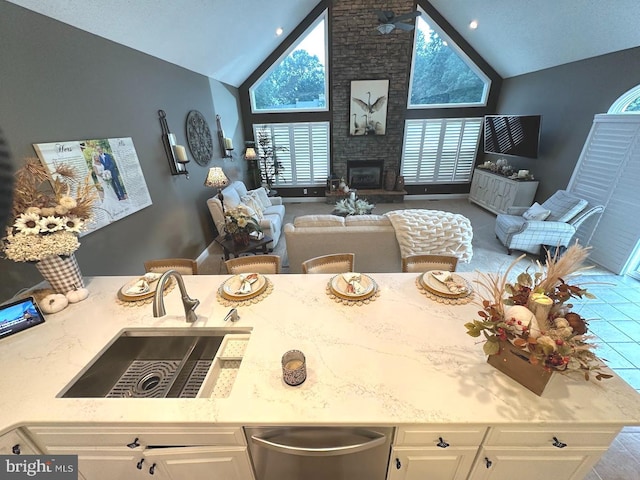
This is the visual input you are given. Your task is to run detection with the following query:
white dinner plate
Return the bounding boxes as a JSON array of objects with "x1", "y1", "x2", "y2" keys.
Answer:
[
  {"x1": 222, "y1": 273, "x2": 267, "y2": 299},
  {"x1": 330, "y1": 273, "x2": 375, "y2": 299},
  {"x1": 420, "y1": 271, "x2": 470, "y2": 297}
]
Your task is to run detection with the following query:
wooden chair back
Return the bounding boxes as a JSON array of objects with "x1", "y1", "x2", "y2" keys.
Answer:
[
  {"x1": 225, "y1": 255, "x2": 281, "y2": 274},
  {"x1": 144, "y1": 258, "x2": 198, "y2": 275},
  {"x1": 302, "y1": 253, "x2": 356, "y2": 274},
  {"x1": 401, "y1": 254, "x2": 458, "y2": 273}
]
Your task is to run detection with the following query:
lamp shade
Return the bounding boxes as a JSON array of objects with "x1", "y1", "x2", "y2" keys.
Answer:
[
  {"x1": 244, "y1": 147, "x2": 258, "y2": 160},
  {"x1": 204, "y1": 167, "x2": 229, "y2": 188}
]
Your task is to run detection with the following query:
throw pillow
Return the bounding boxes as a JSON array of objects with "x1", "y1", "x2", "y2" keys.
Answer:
[
  {"x1": 240, "y1": 195, "x2": 264, "y2": 220},
  {"x1": 236, "y1": 203, "x2": 262, "y2": 220},
  {"x1": 248, "y1": 191, "x2": 266, "y2": 211},
  {"x1": 221, "y1": 184, "x2": 242, "y2": 211},
  {"x1": 522, "y1": 202, "x2": 551, "y2": 221},
  {"x1": 250, "y1": 187, "x2": 273, "y2": 208}
]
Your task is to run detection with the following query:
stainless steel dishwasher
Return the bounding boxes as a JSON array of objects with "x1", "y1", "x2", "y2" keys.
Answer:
[{"x1": 245, "y1": 426, "x2": 394, "y2": 480}]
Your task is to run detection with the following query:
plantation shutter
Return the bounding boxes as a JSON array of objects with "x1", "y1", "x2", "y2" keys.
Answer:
[
  {"x1": 401, "y1": 118, "x2": 482, "y2": 184},
  {"x1": 253, "y1": 122, "x2": 330, "y2": 187},
  {"x1": 567, "y1": 114, "x2": 640, "y2": 274}
]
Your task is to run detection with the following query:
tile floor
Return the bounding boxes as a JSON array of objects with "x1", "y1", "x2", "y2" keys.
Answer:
[{"x1": 571, "y1": 272, "x2": 640, "y2": 480}]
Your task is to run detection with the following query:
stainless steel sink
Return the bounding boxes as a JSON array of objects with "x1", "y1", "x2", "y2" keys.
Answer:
[{"x1": 60, "y1": 328, "x2": 247, "y2": 398}]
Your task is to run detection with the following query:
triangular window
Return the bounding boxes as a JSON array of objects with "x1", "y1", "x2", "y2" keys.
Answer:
[
  {"x1": 408, "y1": 9, "x2": 490, "y2": 108},
  {"x1": 608, "y1": 84, "x2": 640, "y2": 113},
  {"x1": 250, "y1": 11, "x2": 328, "y2": 113}
]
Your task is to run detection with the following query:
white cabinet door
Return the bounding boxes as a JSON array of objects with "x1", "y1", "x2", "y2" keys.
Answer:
[
  {"x1": 145, "y1": 446, "x2": 254, "y2": 480},
  {"x1": 468, "y1": 447, "x2": 607, "y2": 480},
  {"x1": 388, "y1": 447, "x2": 477, "y2": 480},
  {"x1": 0, "y1": 429, "x2": 40, "y2": 455},
  {"x1": 48, "y1": 447, "x2": 149, "y2": 480}
]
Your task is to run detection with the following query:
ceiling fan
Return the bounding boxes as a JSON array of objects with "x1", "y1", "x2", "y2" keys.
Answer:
[{"x1": 375, "y1": 9, "x2": 422, "y2": 34}]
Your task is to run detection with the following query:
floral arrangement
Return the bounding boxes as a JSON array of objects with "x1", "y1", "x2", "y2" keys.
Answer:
[
  {"x1": 224, "y1": 206, "x2": 262, "y2": 235},
  {"x1": 465, "y1": 244, "x2": 612, "y2": 381},
  {"x1": 334, "y1": 198, "x2": 375, "y2": 216},
  {"x1": 1, "y1": 158, "x2": 97, "y2": 262}
]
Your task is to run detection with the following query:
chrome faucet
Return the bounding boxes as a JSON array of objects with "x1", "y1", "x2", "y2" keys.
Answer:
[{"x1": 152, "y1": 270, "x2": 200, "y2": 323}]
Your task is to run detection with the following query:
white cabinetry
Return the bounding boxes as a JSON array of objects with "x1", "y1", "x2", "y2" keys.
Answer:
[
  {"x1": 467, "y1": 425, "x2": 619, "y2": 480},
  {"x1": 27, "y1": 425, "x2": 254, "y2": 480},
  {"x1": 0, "y1": 428, "x2": 41, "y2": 455},
  {"x1": 387, "y1": 426, "x2": 487, "y2": 480},
  {"x1": 469, "y1": 168, "x2": 538, "y2": 215}
]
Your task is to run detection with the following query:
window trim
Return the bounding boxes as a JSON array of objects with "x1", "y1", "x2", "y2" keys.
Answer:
[
  {"x1": 407, "y1": 7, "x2": 491, "y2": 109},
  {"x1": 249, "y1": 10, "x2": 329, "y2": 114}
]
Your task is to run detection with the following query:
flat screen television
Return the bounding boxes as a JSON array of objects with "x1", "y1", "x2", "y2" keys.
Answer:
[{"x1": 484, "y1": 115, "x2": 541, "y2": 158}]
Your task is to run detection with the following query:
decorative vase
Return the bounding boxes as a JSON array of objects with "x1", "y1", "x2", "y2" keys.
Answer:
[
  {"x1": 232, "y1": 231, "x2": 251, "y2": 247},
  {"x1": 487, "y1": 340, "x2": 553, "y2": 396},
  {"x1": 35, "y1": 253, "x2": 84, "y2": 294},
  {"x1": 394, "y1": 175, "x2": 405, "y2": 191},
  {"x1": 384, "y1": 170, "x2": 396, "y2": 191}
]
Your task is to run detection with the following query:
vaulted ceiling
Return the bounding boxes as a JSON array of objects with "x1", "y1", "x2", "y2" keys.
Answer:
[{"x1": 7, "y1": 0, "x2": 640, "y2": 87}]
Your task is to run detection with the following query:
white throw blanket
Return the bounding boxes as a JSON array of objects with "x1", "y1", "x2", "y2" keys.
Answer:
[{"x1": 384, "y1": 209, "x2": 473, "y2": 263}]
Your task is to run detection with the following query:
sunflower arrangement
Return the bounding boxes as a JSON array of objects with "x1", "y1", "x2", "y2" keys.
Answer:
[
  {"x1": 1, "y1": 158, "x2": 97, "y2": 262},
  {"x1": 465, "y1": 244, "x2": 612, "y2": 382}
]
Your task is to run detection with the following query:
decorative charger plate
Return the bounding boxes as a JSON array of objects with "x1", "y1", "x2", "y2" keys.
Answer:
[
  {"x1": 419, "y1": 271, "x2": 473, "y2": 299},
  {"x1": 329, "y1": 273, "x2": 376, "y2": 301},
  {"x1": 220, "y1": 274, "x2": 267, "y2": 301},
  {"x1": 117, "y1": 274, "x2": 169, "y2": 302}
]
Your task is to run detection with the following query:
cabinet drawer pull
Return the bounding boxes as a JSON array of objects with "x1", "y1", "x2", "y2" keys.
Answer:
[
  {"x1": 136, "y1": 459, "x2": 144, "y2": 470},
  {"x1": 149, "y1": 463, "x2": 156, "y2": 475},
  {"x1": 552, "y1": 437, "x2": 567, "y2": 448},
  {"x1": 127, "y1": 437, "x2": 141, "y2": 449},
  {"x1": 12, "y1": 444, "x2": 20, "y2": 455},
  {"x1": 485, "y1": 457, "x2": 492, "y2": 468},
  {"x1": 395, "y1": 458, "x2": 401, "y2": 470},
  {"x1": 436, "y1": 437, "x2": 450, "y2": 448}
]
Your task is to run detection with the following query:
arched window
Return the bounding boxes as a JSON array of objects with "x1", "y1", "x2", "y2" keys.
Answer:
[{"x1": 608, "y1": 84, "x2": 640, "y2": 113}]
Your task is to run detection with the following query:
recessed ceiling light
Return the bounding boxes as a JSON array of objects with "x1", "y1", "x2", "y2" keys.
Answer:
[
  {"x1": 276, "y1": 27, "x2": 284, "y2": 36},
  {"x1": 469, "y1": 20, "x2": 478, "y2": 30}
]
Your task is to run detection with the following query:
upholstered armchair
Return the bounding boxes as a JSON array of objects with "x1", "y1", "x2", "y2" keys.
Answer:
[{"x1": 495, "y1": 190, "x2": 604, "y2": 255}]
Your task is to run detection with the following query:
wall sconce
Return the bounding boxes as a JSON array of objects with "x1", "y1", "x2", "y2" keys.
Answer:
[
  {"x1": 158, "y1": 109, "x2": 189, "y2": 177},
  {"x1": 204, "y1": 166, "x2": 229, "y2": 213},
  {"x1": 244, "y1": 147, "x2": 258, "y2": 160},
  {"x1": 215, "y1": 114, "x2": 233, "y2": 159}
]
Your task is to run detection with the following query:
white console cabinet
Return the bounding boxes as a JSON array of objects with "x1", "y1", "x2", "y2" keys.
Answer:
[
  {"x1": 27, "y1": 425, "x2": 254, "y2": 480},
  {"x1": 469, "y1": 168, "x2": 538, "y2": 215}
]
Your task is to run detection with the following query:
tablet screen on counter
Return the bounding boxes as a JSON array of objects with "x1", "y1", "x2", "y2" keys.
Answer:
[{"x1": 0, "y1": 296, "x2": 45, "y2": 339}]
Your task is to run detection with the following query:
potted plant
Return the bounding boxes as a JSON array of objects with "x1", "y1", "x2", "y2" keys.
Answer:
[
  {"x1": 224, "y1": 206, "x2": 262, "y2": 247},
  {"x1": 255, "y1": 126, "x2": 287, "y2": 194}
]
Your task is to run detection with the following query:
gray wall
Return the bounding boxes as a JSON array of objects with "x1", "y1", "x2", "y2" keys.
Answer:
[
  {"x1": 494, "y1": 46, "x2": 640, "y2": 202},
  {"x1": 0, "y1": 2, "x2": 244, "y2": 301}
]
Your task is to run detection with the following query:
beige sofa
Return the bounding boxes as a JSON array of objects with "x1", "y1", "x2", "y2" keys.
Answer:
[
  {"x1": 284, "y1": 210, "x2": 474, "y2": 273},
  {"x1": 284, "y1": 214, "x2": 402, "y2": 273},
  {"x1": 206, "y1": 181, "x2": 285, "y2": 247}
]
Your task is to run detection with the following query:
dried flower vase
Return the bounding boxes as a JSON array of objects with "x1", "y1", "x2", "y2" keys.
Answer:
[
  {"x1": 487, "y1": 340, "x2": 553, "y2": 396},
  {"x1": 35, "y1": 253, "x2": 84, "y2": 294}
]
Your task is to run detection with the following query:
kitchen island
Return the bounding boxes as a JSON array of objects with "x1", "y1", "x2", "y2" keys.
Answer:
[{"x1": 0, "y1": 273, "x2": 638, "y2": 480}]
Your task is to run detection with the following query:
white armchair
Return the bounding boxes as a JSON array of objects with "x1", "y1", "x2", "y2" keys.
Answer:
[
  {"x1": 495, "y1": 190, "x2": 603, "y2": 255},
  {"x1": 206, "y1": 181, "x2": 285, "y2": 248}
]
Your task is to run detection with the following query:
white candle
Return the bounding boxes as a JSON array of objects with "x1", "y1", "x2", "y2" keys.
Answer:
[
  {"x1": 224, "y1": 138, "x2": 233, "y2": 150},
  {"x1": 174, "y1": 145, "x2": 188, "y2": 162},
  {"x1": 350, "y1": 191, "x2": 356, "y2": 201}
]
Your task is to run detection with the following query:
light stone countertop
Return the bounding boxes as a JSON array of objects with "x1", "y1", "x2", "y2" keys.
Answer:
[{"x1": 1, "y1": 273, "x2": 639, "y2": 433}]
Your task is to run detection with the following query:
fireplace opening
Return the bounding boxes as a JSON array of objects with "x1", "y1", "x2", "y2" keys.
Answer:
[{"x1": 347, "y1": 161, "x2": 384, "y2": 189}]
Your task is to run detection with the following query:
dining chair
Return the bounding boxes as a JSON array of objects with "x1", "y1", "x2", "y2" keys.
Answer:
[
  {"x1": 401, "y1": 254, "x2": 458, "y2": 273},
  {"x1": 225, "y1": 255, "x2": 281, "y2": 274},
  {"x1": 301, "y1": 253, "x2": 356, "y2": 274},
  {"x1": 144, "y1": 258, "x2": 199, "y2": 275}
]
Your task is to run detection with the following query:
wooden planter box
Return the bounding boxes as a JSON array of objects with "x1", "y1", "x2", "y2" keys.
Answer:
[{"x1": 487, "y1": 341, "x2": 553, "y2": 396}]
